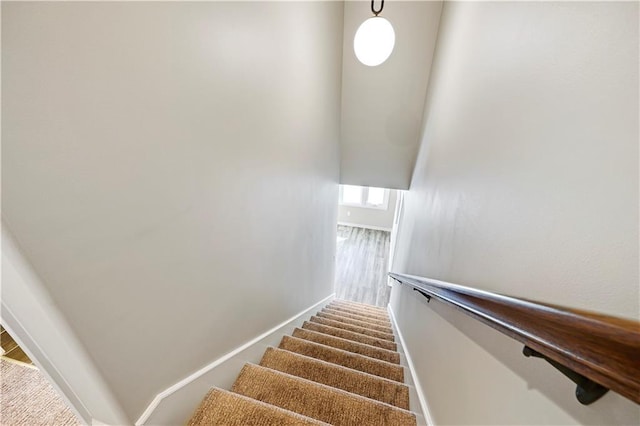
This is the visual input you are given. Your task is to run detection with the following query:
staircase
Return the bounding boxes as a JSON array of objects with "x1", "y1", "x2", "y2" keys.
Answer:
[{"x1": 187, "y1": 299, "x2": 417, "y2": 425}]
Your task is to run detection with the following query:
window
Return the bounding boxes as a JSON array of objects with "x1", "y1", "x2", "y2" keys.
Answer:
[
  {"x1": 339, "y1": 185, "x2": 390, "y2": 210},
  {"x1": 367, "y1": 187, "x2": 385, "y2": 206},
  {"x1": 342, "y1": 185, "x2": 363, "y2": 205}
]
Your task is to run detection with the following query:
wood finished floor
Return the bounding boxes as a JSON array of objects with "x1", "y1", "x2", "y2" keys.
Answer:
[
  {"x1": 335, "y1": 225, "x2": 391, "y2": 307},
  {"x1": 1, "y1": 325, "x2": 33, "y2": 365}
]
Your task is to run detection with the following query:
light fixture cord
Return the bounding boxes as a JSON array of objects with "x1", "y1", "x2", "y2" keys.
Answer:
[{"x1": 371, "y1": 0, "x2": 384, "y2": 16}]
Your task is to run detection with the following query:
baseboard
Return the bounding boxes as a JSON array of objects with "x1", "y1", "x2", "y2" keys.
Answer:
[
  {"x1": 388, "y1": 305, "x2": 435, "y2": 426},
  {"x1": 337, "y1": 222, "x2": 392, "y2": 232},
  {"x1": 136, "y1": 293, "x2": 335, "y2": 425}
]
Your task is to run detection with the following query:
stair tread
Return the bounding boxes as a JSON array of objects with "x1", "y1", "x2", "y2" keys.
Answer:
[
  {"x1": 322, "y1": 308, "x2": 392, "y2": 326},
  {"x1": 231, "y1": 364, "x2": 416, "y2": 426},
  {"x1": 302, "y1": 321, "x2": 397, "y2": 351},
  {"x1": 310, "y1": 316, "x2": 395, "y2": 341},
  {"x1": 292, "y1": 328, "x2": 400, "y2": 364},
  {"x1": 279, "y1": 335, "x2": 404, "y2": 382},
  {"x1": 316, "y1": 311, "x2": 394, "y2": 334},
  {"x1": 187, "y1": 387, "x2": 327, "y2": 425},
  {"x1": 260, "y1": 347, "x2": 410, "y2": 409},
  {"x1": 327, "y1": 304, "x2": 391, "y2": 321}
]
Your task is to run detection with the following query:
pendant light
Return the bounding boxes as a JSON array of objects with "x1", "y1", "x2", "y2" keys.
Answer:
[{"x1": 353, "y1": 0, "x2": 395, "y2": 67}]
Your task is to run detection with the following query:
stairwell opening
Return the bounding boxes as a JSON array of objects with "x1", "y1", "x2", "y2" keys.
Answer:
[{"x1": 335, "y1": 185, "x2": 404, "y2": 308}]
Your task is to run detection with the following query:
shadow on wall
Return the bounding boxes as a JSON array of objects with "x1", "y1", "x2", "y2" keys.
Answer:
[{"x1": 413, "y1": 292, "x2": 640, "y2": 425}]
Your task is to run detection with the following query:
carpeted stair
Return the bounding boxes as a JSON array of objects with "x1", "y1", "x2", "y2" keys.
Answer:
[
  {"x1": 309, "y1": 316, "x2": 396, "y2": 341},
  {"x1": 315, "y1": 311, "x2": 395, "y2": 334},
  {"x1": 321, "y1": 307, "x2": 392, "y2": 327},
  {"x1": 187, "y1": 299, "x2": 417, "y2": 425}
]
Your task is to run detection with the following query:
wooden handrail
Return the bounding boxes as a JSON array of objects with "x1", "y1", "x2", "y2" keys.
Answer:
[{"x1": 389, "y1": 272, "x2": 640, "y2": 405}]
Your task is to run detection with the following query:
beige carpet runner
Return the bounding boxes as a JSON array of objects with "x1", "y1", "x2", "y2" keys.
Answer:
[{"x1": 188, "y1": 299, "x2": 417, "y2": 425}]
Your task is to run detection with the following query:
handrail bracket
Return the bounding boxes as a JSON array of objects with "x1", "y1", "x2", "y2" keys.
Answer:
[
  {"x1": 413, "y1": 288, "x2": 431, "y2": 303},
  {"x1": 522, "y1": 346, "x2": 609, "y2": 405}
]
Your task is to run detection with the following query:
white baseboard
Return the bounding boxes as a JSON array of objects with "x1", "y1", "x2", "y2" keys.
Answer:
[
  {"x1": 388, "y1": 305, "x2": 435, "y2": 426},
  {"x1": 337, "y1": 222, "x2": 392, "y2": 232},
  {"x1": 136, "y1": 293, "x2": 335, "y2": 425}
]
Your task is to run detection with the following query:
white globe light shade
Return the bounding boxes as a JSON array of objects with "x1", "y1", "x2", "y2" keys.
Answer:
[{"x1": 353, "y1": 17, "x2": 395, "y2": 66}]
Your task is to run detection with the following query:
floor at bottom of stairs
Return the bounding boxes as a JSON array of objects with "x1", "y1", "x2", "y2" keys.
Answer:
[
  {"x1": 1, "y1": 358, "x2": 81, "y2": 426},
  {"x1": 335, "y1": 225, "x2": 391, "y2": 307}
]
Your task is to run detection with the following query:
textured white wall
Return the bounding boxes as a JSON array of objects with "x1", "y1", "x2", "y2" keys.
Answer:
[
  {"x1": 391, "y1": 1, "x2": 639, "y2": 424},
  {"x1": 2, "y1": 2, "x2": 343, "y2": 423},
  {"x1": 338, "y1": 190, "x2": 398, "y2": 230},
  {"x1": 340, "y1": 1, "x2": 442, "y2": 190}
]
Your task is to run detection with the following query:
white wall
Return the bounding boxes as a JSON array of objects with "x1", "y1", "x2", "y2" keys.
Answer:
[
  {"x1": 390, "y1": 1, "x2": 639, "y2": 425},
  {"x1": 2, "y1": 226, "x2": 129, "y2": 425},
  {"x1": 2, "y1": 2, "x2": 343, "y2": 423},
  {"x1": 338, "y1": 189, "x2": 398, "y2": 230},
  {"x1": 340, "y1": 1, "x2": 442, "y2": 190}
]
